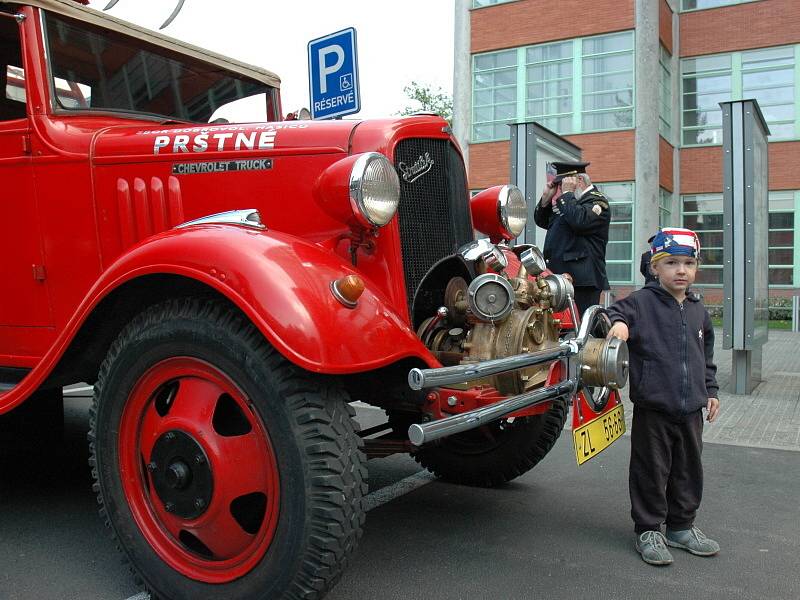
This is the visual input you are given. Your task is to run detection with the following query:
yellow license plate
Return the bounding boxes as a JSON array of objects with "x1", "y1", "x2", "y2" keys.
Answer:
[{"x1": 573, "y1": 403, "x2": 625, "y2": 466}]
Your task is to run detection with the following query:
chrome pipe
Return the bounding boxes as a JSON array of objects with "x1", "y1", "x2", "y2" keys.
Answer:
[
  {"x1": 567, "y1": 294, "x2": 580, "y2": 330},
  {"x1": 408, "y1": 381, "x2": 576, "y2": 446},
  {"x1": 575, "y1": 305, "x2": 610, "y2": 345},
  {"x1": 408, "y1": 343, "x2": 574, "y2": 391}
]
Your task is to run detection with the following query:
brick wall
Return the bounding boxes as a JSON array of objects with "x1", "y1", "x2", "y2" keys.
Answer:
[
  {"x1": 680, "y1": 0, "x2": 800, "y2": 57},
  {"x1": 660, "y1": 136, "x2": 674, "y2": 191},
  {"x1": 660, "y1": 0, "x2": 673, "y2": 54},
  {"x1": 468, "y1": 130, "x2": 636, "y2": 189},
  {"x1": 471, "y1": 0, "x2": 634, "y2": 53},
  {"x1": 564, "y1": 130, "x2": 636, "y2": 183},
  {"x1": 468, "y1": 141, "x2": 510, "y2": 189},
  {"x1": 767, "y1": 142, "x2": 800, "y2": 190},
  {"x1": 680, "y1": 141, "x2": 800, "y2": 193}
]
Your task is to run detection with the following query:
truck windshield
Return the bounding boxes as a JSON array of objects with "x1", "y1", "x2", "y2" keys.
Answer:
[{"x1": 43, "y1": 12, "x2": 279, "y2": 123}]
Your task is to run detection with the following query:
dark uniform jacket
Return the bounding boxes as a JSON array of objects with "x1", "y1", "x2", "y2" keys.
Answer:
[
  {"x1": 639, "y1": 250, "x2": 657, "y2": 284},
  {"x1": 606, "y1": 283, "x2": 719, "y2": 418},
  {"x1": 533, "y1": 185, "x2": 610, "y2": 289}
]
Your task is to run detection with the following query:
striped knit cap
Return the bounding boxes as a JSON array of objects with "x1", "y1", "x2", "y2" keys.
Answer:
[{"x1": 650, "y1": 227, "x2": 701, "y2": 263}]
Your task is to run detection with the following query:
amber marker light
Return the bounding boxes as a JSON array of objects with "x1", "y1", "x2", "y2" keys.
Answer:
[{"x1": 330, "y1": 275, "x2": 365, "y2": 308}]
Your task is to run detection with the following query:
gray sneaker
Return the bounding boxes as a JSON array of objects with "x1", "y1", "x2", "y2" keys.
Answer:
[
  {"x1": 635, "y1": 530, "x2": 673, "y2": 565},
  {"x1": 665, "y1": 526, "x2": 720, "y2": 556}
]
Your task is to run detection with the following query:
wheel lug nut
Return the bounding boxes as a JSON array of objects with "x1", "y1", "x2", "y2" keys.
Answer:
[
  {"x1": 194, "y1": 454, "x2": 205, "y2": 465},
  {"x1": 147, "y1": 461, "x2": 157, "y2": 472},
  {"x1": 194, "y1": 498, "x2": 206, "y2": 509},
  {"x1": 164, "y1": 502, "x2": 175, "y2": 513}
]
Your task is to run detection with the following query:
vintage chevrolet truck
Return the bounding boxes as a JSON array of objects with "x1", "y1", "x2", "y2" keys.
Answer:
[{"x1": 0, "y1": 1, "x2": 628, "y2": 598}]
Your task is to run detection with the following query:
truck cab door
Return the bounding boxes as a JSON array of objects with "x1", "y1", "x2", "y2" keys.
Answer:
[{"x1": 0, "y1": 18, "x2": 53, "y2": 362}]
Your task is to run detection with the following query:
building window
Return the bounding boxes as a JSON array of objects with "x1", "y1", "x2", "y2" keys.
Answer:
[
  {"x1": 526, "y1": 40, "x2": 573, "y2": 133},
  {"x1": 472, "y1": 31, "x2": 635, "y2": 142},
  {"x1": 473, "y1": 0, "x2": 516, "y2": 7},
  {"x1": 681, "y1": 194, "x2": 725, "y2": 285},
  {"x1": 473, "y1": 50, "x2": 517, "y2": 142},
  {"x1": 597, "y1": 182, "x2": 634, "y2": 284},
  {"x1": 742, "y1": 47, "x2": 795, "y2": 140},
  {"x1": 681, "y1": 192, "x2": 797, "y2": 287},
  {"x1": 681, "y1": 0, "x2": 758, "y2": 10},
  {"x1": 681, "y1": 55, "x2": 732, "y2": 145},
  {"x1": 681, "y1": 45, "x2": 796, "y2": 145},
  {"x1": 581, "y1": 32, "x2": 634, "y2": 131},
  {"x1": 768, "y1": 191, "x2": 795, "y2": 286},
  {"x1": 659, "y1": 188, "x2": 673, "y2": 227},
  {"x1": 659, "y1": 45, "x2": 672, "y2": 141}
]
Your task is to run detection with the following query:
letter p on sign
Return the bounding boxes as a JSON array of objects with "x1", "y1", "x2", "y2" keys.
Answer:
[
  {"x1": 318, "y1": 45, "x2": 344, "y2": 94},
  {"x1": 308, "y1": 27, "x2": 360, "y2": 120}
]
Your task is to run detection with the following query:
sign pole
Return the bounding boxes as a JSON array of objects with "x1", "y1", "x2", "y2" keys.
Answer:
[{"x1": 720, "y1": 99, "x2": 770, "y2": 394}]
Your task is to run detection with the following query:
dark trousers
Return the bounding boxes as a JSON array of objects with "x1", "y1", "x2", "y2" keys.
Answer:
[
  {"x1": 630, "y1": 406, "x2": 704, "y2": 534},
  {"x1": 573, "y1": 286, "x2": 602, "y2": 316}
]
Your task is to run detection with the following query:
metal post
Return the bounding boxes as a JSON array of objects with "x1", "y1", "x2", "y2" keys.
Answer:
[
  {"x1": 721, "y1": 99, "x2": 770, "y2": 394},
  {"x1": 509, "y1": 122, "x2": 581, "y2": 246},
  {"x1": 792, "y1": 295, "x2": 800, "y2": 333},
  {"x1": 602, "y1": 290, "x2": 616, "y2": 309}
]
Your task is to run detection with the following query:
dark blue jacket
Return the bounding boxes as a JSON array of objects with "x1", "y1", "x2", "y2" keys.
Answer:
[
  {"x1": 533, "y1": 186, "x2": 610, "y2": 290},
  {"x1": 606, "y1": 283, "x2": 719, "y2": 417}
]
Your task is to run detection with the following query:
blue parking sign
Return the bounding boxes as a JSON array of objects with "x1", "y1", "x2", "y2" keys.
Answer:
[{"x1": 308, "y1": 28, "x2": 360, "y2": 119}]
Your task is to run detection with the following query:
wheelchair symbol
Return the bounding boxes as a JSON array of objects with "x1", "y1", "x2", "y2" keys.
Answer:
[{"x1": 340, "y1": 74, "x2": 353, "y2": 91}]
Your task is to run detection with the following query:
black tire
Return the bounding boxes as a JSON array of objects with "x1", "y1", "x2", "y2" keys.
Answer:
[
  {"x1": 409, "y1": 398, "x2": 568, "y2": 487},
  {"x1": 89, "y1": 299, "x2": 367, "y2": 600}
]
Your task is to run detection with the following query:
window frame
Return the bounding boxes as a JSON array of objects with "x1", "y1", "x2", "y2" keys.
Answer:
[
  {"x1": 659, "y1": 45, "x2": 672, "y2": 142},
  {"x1": 680, "y1": 45, "x2": 800, "y2": 147},
  {"x1": 597, "y1": 181, "x2": 635, "y2": 285},
  {"x1": 659, "y1": 187, "x2": 674, "y2": 227},
  {"x1": 679, "y1": 0, "x2": 762, "y2": 12},
  {"x1": 472, "y1": 0, "x2": 519, "y2": 7},
  {"x1": 680, "y1": 191, "x2": 798, "y2": 288},
  {"x1": 471, "y1": 30, "x2": 636, "y2": 143}
]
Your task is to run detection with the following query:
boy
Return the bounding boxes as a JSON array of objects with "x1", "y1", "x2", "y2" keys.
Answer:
[{"x1": 606, "y1": 227, "x2": 721, "y2": 566}]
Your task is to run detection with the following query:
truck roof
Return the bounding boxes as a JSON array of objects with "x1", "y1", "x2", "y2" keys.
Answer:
[{"x1": 21, "y1": 0, "x2": 281, "y2": 89}]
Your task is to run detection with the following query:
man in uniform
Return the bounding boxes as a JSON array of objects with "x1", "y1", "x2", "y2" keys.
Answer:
[
  {"x1": 533, "y1": 161, "x2": 611, "y2": 315},
  {"x1": 639, "y1": 235, "x2": 658, "y2": 285}
]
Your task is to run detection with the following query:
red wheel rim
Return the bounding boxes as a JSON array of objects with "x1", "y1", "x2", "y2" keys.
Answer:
[{"x1": 118, "y1": 357, "x2": 280, "y2": 583}]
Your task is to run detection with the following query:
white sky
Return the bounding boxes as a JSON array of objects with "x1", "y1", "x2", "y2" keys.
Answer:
[{"x1": 87, "y1": 0, "x2": 455, "y2": 119}]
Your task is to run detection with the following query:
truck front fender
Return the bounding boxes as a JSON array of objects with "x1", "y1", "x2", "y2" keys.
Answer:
[
  {"x1": 99, "y1": 225, "x2": 434, "y2": 373},
  {"x1": 0, "y1": 225, "x2": 435, "y2": 414}
]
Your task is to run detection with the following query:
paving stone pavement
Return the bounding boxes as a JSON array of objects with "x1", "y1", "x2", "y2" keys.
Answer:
[{"x1": 612, "y1": 329, "x2": 800, "y2": 452}]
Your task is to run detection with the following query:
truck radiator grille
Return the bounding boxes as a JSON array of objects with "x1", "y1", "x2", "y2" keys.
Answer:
[{"x1": 394, "y1": 138, "x2": 473, "y2": 314}]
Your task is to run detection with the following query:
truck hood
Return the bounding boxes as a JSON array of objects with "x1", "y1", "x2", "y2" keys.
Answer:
[{"x1": 91, "y1": 119, "x2": 360, "y2": 162}]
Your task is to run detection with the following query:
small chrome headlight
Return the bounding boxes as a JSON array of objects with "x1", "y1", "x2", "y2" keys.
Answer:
[
  {"x1": 350, "y1": 153, "x2": 401, "y2": 227},
  {"x1": 498, "y1": 185, "x2": 527, "y2": 238}
]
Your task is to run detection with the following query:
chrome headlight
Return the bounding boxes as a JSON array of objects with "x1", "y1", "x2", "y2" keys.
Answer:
[
  {"x1": 498, "y1": 185, "x2": 527, "y2": 238},
  {"x1": 350, "y1": 153, "x2": 401, "y2": 227}
]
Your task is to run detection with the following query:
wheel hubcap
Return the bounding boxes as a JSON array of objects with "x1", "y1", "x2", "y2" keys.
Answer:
[
  {"x1": 118, "y1": 357, "x2": 280, "y2": 583},
  {"x1": 150, "y1": 430, "x2": 212, "y2": 519}
]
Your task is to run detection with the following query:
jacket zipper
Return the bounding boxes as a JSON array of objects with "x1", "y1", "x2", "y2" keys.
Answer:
[{"x1": 680, "y1": 302, "x2": 688, "y2": 414}]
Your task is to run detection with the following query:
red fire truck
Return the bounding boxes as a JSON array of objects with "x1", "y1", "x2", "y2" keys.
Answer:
[{"x1": 0, "y1": 1, "x2": 628, "y2": 598}]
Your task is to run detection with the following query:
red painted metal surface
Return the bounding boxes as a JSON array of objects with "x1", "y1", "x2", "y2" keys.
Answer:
[
  {"x1": 1, "y1": 5, "x2": 455, "y2": 415},
  {"x1": 470, "y1": 186, "x2": 508, "y2": 243},
  {"x1": 572, "y1": 388, "x2": 623, "y2": 429},
  {"x1": 119, "y1": 357, "x2": 280, "y2": 582}
]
